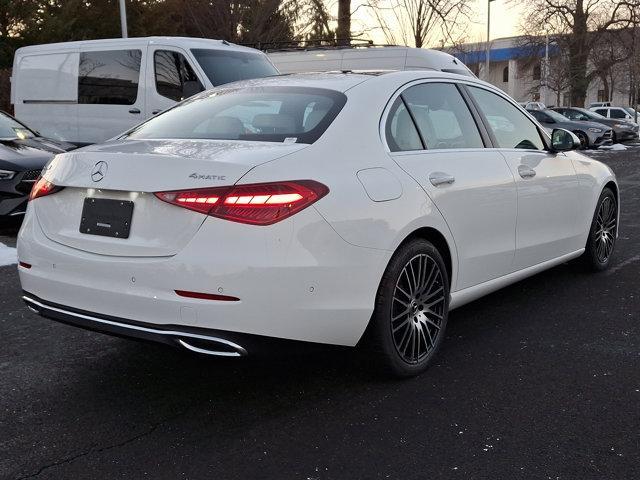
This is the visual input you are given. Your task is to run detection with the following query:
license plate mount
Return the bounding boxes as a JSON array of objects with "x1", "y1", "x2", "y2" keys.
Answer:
[{"x1": 79, "y1": 198, "x2": 134, "y2": 239}]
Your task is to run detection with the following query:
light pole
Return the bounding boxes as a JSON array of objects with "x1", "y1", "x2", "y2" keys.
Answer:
[
  {"x1": 119, "y1": 0, "x2": 128, "y2": 38},
  {"x1": 485, "y1": 0, "x2": 496, "y2": 81}
]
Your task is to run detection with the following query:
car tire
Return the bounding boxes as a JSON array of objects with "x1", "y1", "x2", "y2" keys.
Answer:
[
  {"x1": 581, "y1": 188, "x2": 617, "y2": 272},
  {"x1": 574, "y1": 131, "x2": 589, "y2": 149},
  {"x1": 366, "y1": 238, "x2": 450, "y2": 377}
]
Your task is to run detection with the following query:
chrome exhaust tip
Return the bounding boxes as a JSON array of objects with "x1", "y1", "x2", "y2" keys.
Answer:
[{"x1": 177, "y1": 338, "x2": 247, "y2": 357}]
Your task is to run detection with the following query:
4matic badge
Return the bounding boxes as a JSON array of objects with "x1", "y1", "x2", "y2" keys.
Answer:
[{"x1": 189, "y1": 173, "x2": 227, "y2": 181}]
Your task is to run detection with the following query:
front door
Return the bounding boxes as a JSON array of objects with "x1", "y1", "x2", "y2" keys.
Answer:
[{"x1": 466, "y1": 85, "x2": 583, "y2": 270}]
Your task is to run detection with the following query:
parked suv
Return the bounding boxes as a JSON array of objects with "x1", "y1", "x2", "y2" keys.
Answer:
[
  {"x1": 527, "y1": 109, "x2": 613, "y2": 149},
  {"x1": 590, "y1": 106, "x2": 639, "y2": 125},
  {"x1": 11, "y1": 37, "x2": 278, "y2": 145},
  {"x1": 553, "y1": 107, "x2": 639, "y2": 143}
]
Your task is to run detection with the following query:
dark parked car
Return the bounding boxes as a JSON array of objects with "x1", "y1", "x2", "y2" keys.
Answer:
[
  {"x1": 552, "y1": 106, "x2": 639, "y2": 143},
  {"x1": 527, "y1": 108, "x2": 613, "y2": 149},
  {"x1": 0, "y1": 111, "x2": 74, "y2": 218}
]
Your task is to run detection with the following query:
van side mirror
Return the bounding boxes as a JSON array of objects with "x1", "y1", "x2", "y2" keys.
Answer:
[
  {"x1": 551, "y1": 128, "x2": 580, "y2": 152},
  {"x1": 182, "y1": 80, "x2": 202, "y2": 100}
]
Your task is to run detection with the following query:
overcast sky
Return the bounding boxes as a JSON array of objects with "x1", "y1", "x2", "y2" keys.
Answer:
[{"x1": 347, "y1": 0, "x2": 524, "y2": 47}]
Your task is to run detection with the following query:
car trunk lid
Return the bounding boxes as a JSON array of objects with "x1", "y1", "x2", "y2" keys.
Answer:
[{"x1": 34, "y1": 139, "x2": 306, "y2": 257}]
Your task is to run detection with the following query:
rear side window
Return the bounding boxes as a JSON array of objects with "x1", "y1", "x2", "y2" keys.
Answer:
[
  {"x1": 191, "y1": 49, "x2": 278, "y2": 87},
  {"x1": 386, "y1": 97, "x2": 423, "y2": 152},
  {"x1": 126, "y1": 86, "x2": 346, "y2": 144},
  {"x1": 595, "y1": 109, "x2": 608, "y2": 117},
  {"x1": 468, "y1": 86, "x2": 545, "y2": 150},
  {"x1": 154, "y1": 50, "x2": 204, "y2": 101},
  {"x1": 78, "y1": 50, "x2": 141, "y2": 105},
  {"x1": 402, "y1": 83, "x2": 484, "y2": 149}
]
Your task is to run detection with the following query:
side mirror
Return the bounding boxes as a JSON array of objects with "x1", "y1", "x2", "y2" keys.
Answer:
[{"x1": 551, "y1": 128, "x2": 580, "y2": 152}]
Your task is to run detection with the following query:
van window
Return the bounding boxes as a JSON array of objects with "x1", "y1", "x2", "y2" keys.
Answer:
[
  {"x1": 154, "y1": 50, "x2": 204, "y2": 101},
  {"x1": 125, "y1": 86, "x2": 346, "y2": 144},
  {"x1": 191, "y1": 49, "x2": 278, "y2": 87},
  {"x1": 78, "y1": 50, "x2": 142, "y2": 105}
]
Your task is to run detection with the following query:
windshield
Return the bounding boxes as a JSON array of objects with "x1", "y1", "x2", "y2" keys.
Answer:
[
  {"x1": 544, "y1": 109, "x2": 571, "y2": 122},
  {"x1": 624, "y1": 107, "x2": 637, "y2": 116},
  {"x1": 126, "y1": 86, "x2": 347, "y2": 144},
  {"x1": 0, "y1": 113, "x2": 36, "y2": 140},
  {"x1": 191, "y1": 49, "x2": 278, "y2": 87}
]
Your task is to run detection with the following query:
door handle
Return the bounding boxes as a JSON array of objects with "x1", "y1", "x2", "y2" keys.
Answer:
[
  {"x1": 128, "y1": 108, "x2": 141, "y2": 114},
  {"x1": 152, "y1": 109, "x2": 161, "y2": 115},
  {"x1": 518, "y1": 165, "x2": 536, "y2": 179},
  {"x1": 428, "y1": 172, "x2": 456, "y2": 187}
]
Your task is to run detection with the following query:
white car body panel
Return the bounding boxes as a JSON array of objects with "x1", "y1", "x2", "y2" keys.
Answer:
[{"x1": 17, "y1": 71, "x2": 618, "y2": 350}]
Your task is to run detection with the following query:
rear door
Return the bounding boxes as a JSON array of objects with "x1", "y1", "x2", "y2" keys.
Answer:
[
  {"x1": 386, "y1": 81, "x2": 517, "y2": 290},
  {"x1": 146, "y1": 46, "x2": 206, "y2": 117},
  {"x1": 77, "y1": 46, "x2": 147, "y2": 143},
  {"x1": 465, "y1": 85, "x2": 583, "y2": 270}
]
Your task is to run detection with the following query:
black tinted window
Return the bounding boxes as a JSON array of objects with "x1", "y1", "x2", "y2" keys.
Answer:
[
  {"x1": 78, "y1": 50, "x2": 141, "y2": 105},
  {"x1": 126, "y1": 87, "x2": 346, "y2": 144},
  {"x1": 191, "y1": 49, "x2": 278, "y2": 87},
  {"x1": 155, "y1": 50, "x2": 204, "y2": 101},
  {"x1": 469, "y1": 86, "x2": 544, "y2": 150},
  {"x1": 595, "y1": 109, "x2": 608, "y2": 116},
  {"x1": 610, "y1": 109, "x2": 627, "y2": 119},
  {"x1": 402, "y1": 83, "x2": 484, "y2": 149}
]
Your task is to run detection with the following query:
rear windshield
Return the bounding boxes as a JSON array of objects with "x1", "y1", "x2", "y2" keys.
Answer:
[
  {"x1": 125, "y1": 86, "x2": 347, "y2": 144},
  {"x1": 191, "y1": 49, "x2": 278, "y2": 86}
]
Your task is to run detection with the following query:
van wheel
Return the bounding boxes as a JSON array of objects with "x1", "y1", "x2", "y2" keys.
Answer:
[
  {"x1": 367, "y1": 239, "x2": 449, "y2": 377},
  {"x1": 581, "y1": 188, "x2": 617, "y2": 271}
]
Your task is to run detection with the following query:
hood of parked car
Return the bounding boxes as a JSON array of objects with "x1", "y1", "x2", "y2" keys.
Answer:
[
  {"x1": 552, "y1": 120, "x2": 611, "y2": 131},
  {"x1": 0, "y1": 137, "x2": 72, "y2": 171}
]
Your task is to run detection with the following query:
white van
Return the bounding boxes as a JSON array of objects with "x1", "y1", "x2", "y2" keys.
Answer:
[
  {"x1": 267, "y1": 45, "x2": 474, "y2": 76},
  {"x1": 11, "y1": 37, "x2": 278, "y2": 145}
]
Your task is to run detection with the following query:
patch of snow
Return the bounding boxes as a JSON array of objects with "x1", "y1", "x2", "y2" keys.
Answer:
[
  {"x1": 0, "y1": 242, "x2": 17, "y2": 266},
  {"x1": 599, "y1": 143, "x2": 628, "y2": 151}
]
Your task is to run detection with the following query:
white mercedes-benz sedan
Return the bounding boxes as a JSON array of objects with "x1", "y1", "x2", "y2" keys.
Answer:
[{"x1": 18, "y1": 71, "x2": 619, "y2": 376}]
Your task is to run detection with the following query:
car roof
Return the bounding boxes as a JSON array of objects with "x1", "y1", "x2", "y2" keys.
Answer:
[
  {"x1": 219, "y1": 70, "x2": 494, "y2": 94},
  {"x1": 15, "y1": 36, "x2": 261, "y2": 55}
]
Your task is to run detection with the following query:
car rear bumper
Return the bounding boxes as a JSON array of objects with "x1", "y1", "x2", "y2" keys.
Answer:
[
  {"x1": 22, "y1": 292, "x2": 335, "y2": 356},
  {"x1": 17, "y1": 205, "x2": 389, "y2": 347}
]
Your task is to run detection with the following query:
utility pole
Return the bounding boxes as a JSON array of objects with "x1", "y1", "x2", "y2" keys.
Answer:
[
  {"x1": 543, "y1": 34, "x2": 549, "y2": 106},
  {"x1": 119, "y1": 0, "x2": 128, "y2": 38},
  {"x1": 485, "y1": 0, "x2": 495, "y2": 81}
]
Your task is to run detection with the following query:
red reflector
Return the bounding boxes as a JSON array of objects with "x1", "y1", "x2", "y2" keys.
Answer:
[
  {"x1": 175, "y1": 290, "x2": 240, "y2": 302},
  {"x1": 29, "y1": 177, "x2": 64, "y2": 201},
  {"x1": 155, "y1": 180, "x2": 329, "y2": 225},
  {"x1": 19, "y1": 262, "x2": 32, "y2": 269}
]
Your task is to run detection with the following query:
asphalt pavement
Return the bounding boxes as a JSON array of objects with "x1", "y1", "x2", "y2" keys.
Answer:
[{"x1": 1, "y1": 147, "x2": 639, "y2": 479}]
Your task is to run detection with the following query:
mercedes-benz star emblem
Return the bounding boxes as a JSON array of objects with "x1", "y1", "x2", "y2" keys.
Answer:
[{"x1": 91, "y1": 161, "x2": 108, "y2": 183}]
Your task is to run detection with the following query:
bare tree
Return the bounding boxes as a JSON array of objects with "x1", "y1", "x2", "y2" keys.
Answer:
[
  {"x1": 514, "y1": 0, "x2": 639, "y2": 106},
  {"x1": 367, "y1": 0, "x2": 471, "y2": 48},
  {"x1": 337, "y1": 0, "x2": 351, "y2": 44}
]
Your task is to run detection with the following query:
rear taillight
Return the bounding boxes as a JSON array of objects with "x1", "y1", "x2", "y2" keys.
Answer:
[
  {"x1": 29, "y1": 177, "x2": 63, "y2": 201},
  {"x1": 155, "y1": 180, "x2": 329, "y2": 225}
]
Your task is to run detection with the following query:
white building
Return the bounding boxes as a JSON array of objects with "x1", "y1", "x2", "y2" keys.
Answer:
[{"x1": 450, "y1": 36, "x2": 633, "y2": 107}]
